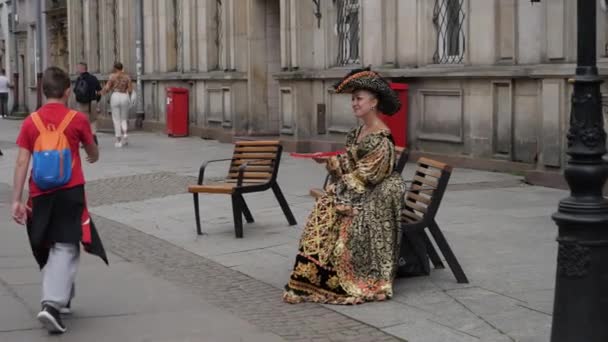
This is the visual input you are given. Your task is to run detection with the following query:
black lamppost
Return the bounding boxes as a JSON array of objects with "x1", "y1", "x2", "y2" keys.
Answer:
[{"x1": 551, "y1": 0, "x2": 608, "y2": 341}]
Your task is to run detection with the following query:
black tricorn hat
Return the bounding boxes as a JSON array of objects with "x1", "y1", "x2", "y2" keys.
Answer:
[{"x1": 333, "y1": 66, "x2": 401, "y2": 116}]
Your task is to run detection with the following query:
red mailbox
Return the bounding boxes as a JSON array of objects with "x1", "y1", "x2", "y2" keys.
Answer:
[
  {"x1": 166, "y1": 87, "x2": 189, "y2": 137},
  {"x1": 379, "y1": 82, "x2": 408, "y2": 148}
]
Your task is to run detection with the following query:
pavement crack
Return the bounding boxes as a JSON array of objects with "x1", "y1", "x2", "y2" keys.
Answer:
[
  {"x1": 0, "y1": 327, "x2": 42, "y2": 333},
  {"x1": 445, "y1": 285, "x2": 528, "y2": 304},
  {"x1": 516, "y1": 303, "x2": 552, "y2": 316},
  {"x1": 427, "y1": 318, "x2": 481, "y2": 339},
  {"x1": 440, "y1": 287, "x2": 517, "y2": 342},
  {"x1": 0, "y1": 276, "x2": 36, "y2": 315}
]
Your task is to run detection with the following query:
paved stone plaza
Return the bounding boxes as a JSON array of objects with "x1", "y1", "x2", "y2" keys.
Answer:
[{"x1": 0, "y1": 118, "x2": 560, "y2": 341}]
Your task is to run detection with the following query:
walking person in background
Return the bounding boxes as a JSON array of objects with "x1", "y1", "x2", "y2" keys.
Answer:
[
  {"x1": 100, "y1": 62, "x2": 133, "y2": 148},
  {"x1": 0, "y1": 69, "x2": 11, "y2": 118},
  {"x1": 74, "y1": 63, "x2": 101, "y2": 145},
  {"x1": 11, "y1": 67, "x2": 107, "y2": 334}
]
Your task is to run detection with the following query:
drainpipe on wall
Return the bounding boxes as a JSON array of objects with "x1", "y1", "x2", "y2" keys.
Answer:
[
  {"x1": 134, "y1": 0, "x2": 144, "y2": 128},
  {"x1": 35, "y1": 0, "x2": 42, "y2": 108},
  {"x1": 10, "y1": 0, "x2": 18, "y2": 115}
]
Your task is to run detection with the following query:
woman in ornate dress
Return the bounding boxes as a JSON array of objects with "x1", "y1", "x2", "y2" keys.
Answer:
[{"x1": 283, "y1": 68, "x2": 406, "y2": 305}]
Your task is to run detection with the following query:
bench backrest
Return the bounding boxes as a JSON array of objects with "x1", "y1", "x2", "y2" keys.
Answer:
[
  {"x1": 227, "y1": 140, "x2": 282, "y2": 185},
  {"x1": 394, "y1": 147, "x2": 409, "y2": 174},
  {"x1": 402, "y1": 157, "x2": 452, "y2": 224}
]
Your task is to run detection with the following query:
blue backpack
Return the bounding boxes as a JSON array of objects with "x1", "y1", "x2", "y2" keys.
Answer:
[{"x1": 30, "y1": 111, "x2": 77, "y2": 190}]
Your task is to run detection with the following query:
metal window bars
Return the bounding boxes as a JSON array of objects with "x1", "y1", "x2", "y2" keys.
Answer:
[
  {"x1": 433, "y1": 0, "x2": 466, "y2": 64},
  {"x1": 335, "y1": 0, "x2": 360, "y2": 66}
]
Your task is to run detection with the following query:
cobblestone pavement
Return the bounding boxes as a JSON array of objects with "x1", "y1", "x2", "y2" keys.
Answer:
[
  {"x1": 93, "y1": 214, "x2": 402, "y2": 342},
  {"x1": 83, "y1": 172, "x2": 525, "y2": 208},
  {"x1": 85, "y1": 172, "x2": 198, "y2": 207}
]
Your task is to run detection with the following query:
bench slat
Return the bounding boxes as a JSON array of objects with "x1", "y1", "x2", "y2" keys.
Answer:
[
  {"x1": 235, "y1": 140, "x2": 281, "y2": 146},
  {"x1": 402, "y1": 209, "x2": 422, "y2": 222},
  {"x1": 416, "y1": 166, "x2": 442, "y2": 178},
  {"x1": 406, "y1": 191, "x2": 432, "y2": 205},
  {"x1": 412, "y1": 175, "x2": 438, "y2": 188},
  {"x1": 229, "y1": 166, "x2": 274, "y2": 173},
  {"x1": 231, "y1": 159, "x2": 273, "y2": 166},
  {"x1": 234, "y1": 146, "x2": 279, "y2": 153},
  {"x1": 227, "y1": 172, "x2": 272, "y2": 179},
  {"x1": 418, "y1": 157, "x2": 452, "y2": 171},
  {"x1": 405, "y1": 200, "x2": 427, "y2": 214},
  {"x1": 188, "y1": 184, "x2": 235, "y2": 194},
  {"x1": 409, "y1": 183, "x2": 435, "y2": 195},
  {"x1": 225, "y1": 179, "x2": 268, "y2": 184},
  {"x1": 233, "y1": 153, "x2": 277, "y2": 159}
]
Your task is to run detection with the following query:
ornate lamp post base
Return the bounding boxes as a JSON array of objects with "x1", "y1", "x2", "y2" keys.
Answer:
[{"x1": 551, "y1": 1, "x2": 608, "y2": 341}]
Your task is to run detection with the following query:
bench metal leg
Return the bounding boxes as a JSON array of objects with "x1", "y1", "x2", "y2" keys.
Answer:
[
  {"x1": 193, "y1": 193, "x2": 203, "y2": 235},
  {"x1": 231, "y1": 195, "x2": 244, "y2": 238},
  {"x1": 271, "y1": 183, "x2": 297, "y2": 226},
  {"x1": 422, "y1": 231, "x2": 445, "y2": 269},
  {"x1": 237, "y1": 195, "x2": 254, "y2": 223},
  {"x1": 429, "y1": 220, "x2": 469, "y2": 283}
]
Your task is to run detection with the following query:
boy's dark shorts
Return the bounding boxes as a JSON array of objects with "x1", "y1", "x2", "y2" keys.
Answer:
[{"x1": 28, "y1": 186, "x2": 84, "y2": 246}]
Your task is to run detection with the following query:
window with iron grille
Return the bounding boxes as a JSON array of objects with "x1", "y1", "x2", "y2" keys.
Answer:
[
  {"x1": 335, "y1": 0, "x2": 360, "y2": 66},
  {"x1": 433, "y1": 0, "x2": 466, "y2": 64}
]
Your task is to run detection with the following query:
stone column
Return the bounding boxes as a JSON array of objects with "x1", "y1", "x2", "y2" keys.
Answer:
[
  {"x1": 517, "y1": 0, "x2": 545, "y2": 64},
  {"x1": 98, "y1": 0, "x2": 117, "y2": 73},
  {"x1": 360, "y1": 0, "x2": 382, "y2": 66},
  {"x1": 246, "y1": 0, "x2": 269, "y2": 135},
  {"x1": 67, "y1": 0, "x2": 84, "y2": 72},
  {"x1": 143, "y1": 0, "x2": 156, "y2": 73},
  {"x1": 397, "y1": 0, "x2": 417, "y2": 66},
  {"x1": 280, "y1": 0, "x2": 289, "y2": 69},
  {"x1": 416, "y1": 0, "x2": 435, "y2": 66},
  {"x1": 196, "y1": 0, "x2": 215, "y2": 71},
  {"x1": 158, "y1": 0, "x2": 177, "y2": 72},
  {"x1": 83, "y1": 0, "x2": 100, "y2": 72},
  {"x1": 468, "y1": 0, "x2": 496, "y2": 64}
]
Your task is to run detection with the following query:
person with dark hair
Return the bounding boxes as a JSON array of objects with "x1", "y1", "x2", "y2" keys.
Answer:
[
  {"x1": 0, "y1": 69, "x2": 11, "y2": 118},
  {"x1": 283, "y1": 67, "x2": 406, "y2": 305},
  {"x1": 100, "y1": 62, "x2": 133, "y2": 147},
  {"x1": 74, "y1": 63, "x2": 101, "y2": 144},
  {"x1": 12, "y1": 66, "x2": 107, "y2": 334}
]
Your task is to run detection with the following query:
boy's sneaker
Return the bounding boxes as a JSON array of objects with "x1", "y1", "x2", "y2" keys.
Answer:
[
  {"x1": 59, "y1": 300, "x2": 72, "y2": 315},
  {"x1": 37, "y1": 304, "x2": 67, "y2": 334}
]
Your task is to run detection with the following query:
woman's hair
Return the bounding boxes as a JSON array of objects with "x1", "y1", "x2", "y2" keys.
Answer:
[{"x1": 113, "y1": 62, "x2": 124, "y2": 71}]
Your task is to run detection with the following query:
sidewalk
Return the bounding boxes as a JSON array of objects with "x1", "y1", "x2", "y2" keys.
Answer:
[
  {"x1": 0, "y1": 184, "x2": 286, "y2": 342},
  {"x1": 0, "y1": 118, "x2": 559, "y2": 341}
]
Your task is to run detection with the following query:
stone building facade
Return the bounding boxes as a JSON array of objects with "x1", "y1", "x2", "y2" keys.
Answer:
[{"x1": 30, "y1": 1, "x2": 608, "y2": 176}]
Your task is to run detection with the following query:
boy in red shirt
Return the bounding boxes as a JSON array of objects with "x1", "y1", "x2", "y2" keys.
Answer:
[{"x1": 12, "y1": 67, "x2": 107, "y2": 334}]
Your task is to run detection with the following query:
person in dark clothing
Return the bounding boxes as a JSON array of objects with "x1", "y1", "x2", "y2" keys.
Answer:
[{"x1": 74, "y1": 63, "x2": 102, "y2": 145}]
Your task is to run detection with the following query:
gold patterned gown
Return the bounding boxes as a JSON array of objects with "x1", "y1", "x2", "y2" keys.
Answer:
[{"x1": 284, "y1": 126, "x2": 406, "y2": 305}]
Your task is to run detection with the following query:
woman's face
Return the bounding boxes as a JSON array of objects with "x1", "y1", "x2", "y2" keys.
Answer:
[{"x1": 351, "y1": 89, "x2": 378, "y2": 118}]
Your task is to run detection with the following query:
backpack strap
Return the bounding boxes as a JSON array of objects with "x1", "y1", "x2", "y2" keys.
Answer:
[
  {"x1": 29, "y1": 112, "x2": 47, "y2": 133},
  {"x1": 57, "y1": 110, "x2": 78, "y2": 134}
]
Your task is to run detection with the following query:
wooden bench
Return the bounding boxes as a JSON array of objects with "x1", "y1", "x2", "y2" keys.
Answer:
[
  {"x1": 309, "y1": 146, "x2": 409, "y2": 199},
  {"x1": 399, "y1": 157, "x2": 469, "y2": 283},
  {"x1": 188, "y1": 140, "x2": 297, "y2": 238}
]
